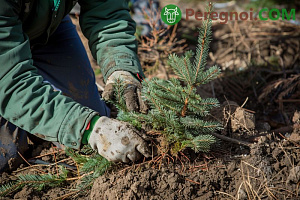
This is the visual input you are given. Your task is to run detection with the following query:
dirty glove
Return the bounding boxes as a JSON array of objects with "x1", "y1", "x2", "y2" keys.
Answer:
[
  {"x1": 88, "y1": 116, "x2": 151, "y2": 163},
  {"x1": 102, "y1": 71, "x2": 147, "y2": 112}
]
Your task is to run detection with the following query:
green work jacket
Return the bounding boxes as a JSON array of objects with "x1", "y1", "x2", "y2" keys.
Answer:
[{"x1": 0, "y1": 0, "x2": 144, "y2": 149}]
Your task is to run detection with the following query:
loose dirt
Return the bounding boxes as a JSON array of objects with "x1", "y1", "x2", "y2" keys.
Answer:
[{"x1": 91, "y1": 131, "x2": 300, "y2": 200}]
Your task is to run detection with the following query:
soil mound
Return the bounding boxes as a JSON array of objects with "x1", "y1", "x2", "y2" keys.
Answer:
[{"x1": 91, "y1": 133, "x2": 300, "y2": 200}]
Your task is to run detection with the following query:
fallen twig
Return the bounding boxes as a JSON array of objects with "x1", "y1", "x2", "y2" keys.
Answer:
[
  {"x1": 272, "y1": 126, "x2": 294, "y2": 134},
  {"x1": 185, "y1": 178, "x2": 201, "y2": 185},
  {"x1": 210, "y1": 132, "x2": 252, "y2": 147}
]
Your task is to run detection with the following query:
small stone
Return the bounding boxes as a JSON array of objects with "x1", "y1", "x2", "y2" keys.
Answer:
[
  {"x1": 292, "y1": 111, "x2": 300, "y2": 124},
  {"x1": 257, "y1": 122, "x2": 271, "y2": 132},
  {"x1": 289, "y1": 132, "x2": 300, "y2": 142},
  {"x1": 231, "y1": 107, "x2": 255, "y2": 133},
  {"x1": 287, "y1": 166, "x2": 300, "y2": 183},
  {"x1": 238, "y1": 188, "x2": 247, "y2": 200}
]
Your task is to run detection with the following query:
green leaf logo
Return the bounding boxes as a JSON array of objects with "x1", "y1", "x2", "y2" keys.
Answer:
[{"x1": 161, "y1": 4, "x2": 182, "y2": 25}]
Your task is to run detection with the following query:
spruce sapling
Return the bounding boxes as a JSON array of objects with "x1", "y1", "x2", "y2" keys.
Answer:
[{"x1": 112, "y1": 3, "x2": 222, "y2": 154}]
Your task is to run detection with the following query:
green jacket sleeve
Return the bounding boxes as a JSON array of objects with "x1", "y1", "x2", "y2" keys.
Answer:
[
  {"x1": 0, "y1": 0, "x2": 97, "y2": 149},
  {"x1": 78, "y1": 0, "x2": 145, "y2": 82}
]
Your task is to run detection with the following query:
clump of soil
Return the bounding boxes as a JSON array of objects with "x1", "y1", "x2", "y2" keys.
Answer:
[{"x1": 91, "y1": 132, "x2": 300, "y2": 200}]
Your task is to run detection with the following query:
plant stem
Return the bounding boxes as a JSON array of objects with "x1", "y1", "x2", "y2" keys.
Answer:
[{"x1": 194, "y1": 3, "x2": 213, "y2": 83}]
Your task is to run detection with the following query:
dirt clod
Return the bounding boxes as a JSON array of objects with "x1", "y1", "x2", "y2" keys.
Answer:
[
  {"x1": 14, "y1": 186, "x2": 33, "y2": 200},
  {"x1": 91, "y1": 133, "x2": 300, "y2": 199},
  {"x1": 287, "y1": 166, "x2": 300, "y2": 183},
  {"x1": 231, "y1": 107, "x2": 255, "y2": 133}
]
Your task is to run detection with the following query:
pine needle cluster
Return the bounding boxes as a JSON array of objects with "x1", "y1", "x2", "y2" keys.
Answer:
[
  {"x1": 113, "y1": 3, "x2": 222, "y2": 154},
  {"x1": 0, "y1": 146, "x2": 111, "y2": 197},
  {"x1": 65, "y1": 147, "x2": 111, "y2": 190},
  {"x1": 0, "y1": 167, "x2": 68, "y2": 197}
]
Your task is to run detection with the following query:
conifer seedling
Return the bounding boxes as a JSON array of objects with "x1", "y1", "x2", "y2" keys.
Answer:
[{"x1": 112, "y1": 3, "x2": 222, "y2": 154}]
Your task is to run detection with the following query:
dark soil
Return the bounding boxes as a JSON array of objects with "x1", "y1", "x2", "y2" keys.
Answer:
[
  {"x1": 90, "y1": 131, "x2": 300, "y2": 200},
  {"x1": 2, "y1": 125, "x2": 299, "y2": 199}
]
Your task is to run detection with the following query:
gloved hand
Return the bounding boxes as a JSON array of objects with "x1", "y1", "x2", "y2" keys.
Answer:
[
  {"x1": 102, "y1": 71, "x2": 148, "y2": 112},
  {"x1": 88, "y1": 116, "x2": 151, "y2": 162}
]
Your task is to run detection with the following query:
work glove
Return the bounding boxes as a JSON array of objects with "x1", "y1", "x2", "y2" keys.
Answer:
[
  {"x1": 102, "y1": 71, "x2": 148, "y2": 113},
  {"x1": 88, "y1": 116, "x2": 151, "y2": 163}
]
